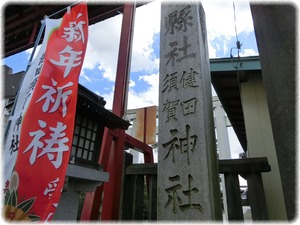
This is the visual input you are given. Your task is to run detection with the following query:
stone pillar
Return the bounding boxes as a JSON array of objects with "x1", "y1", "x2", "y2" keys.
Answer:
[
  {"x1": 158, "y1": 3, "x2": 222, "y2": 221},
  {"x1": 250, "y1": 4, "x2": 296, "y2": 221},
  {"x1": 53, "y1": 191, "x2": 80, "y2": 220}
]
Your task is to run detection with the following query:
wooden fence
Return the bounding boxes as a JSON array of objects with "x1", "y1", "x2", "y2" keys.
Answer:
[{"x1": 120, "y1": 152, "x2": 271, "y2": 221}]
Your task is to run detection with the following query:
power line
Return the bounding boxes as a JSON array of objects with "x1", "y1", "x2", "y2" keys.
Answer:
[
  {"x1": 233, "y1": 1, "x2": 239, "y2": 44},
  {"x1": 230, "y1": 1, "x2": 242, "y2": 69}
]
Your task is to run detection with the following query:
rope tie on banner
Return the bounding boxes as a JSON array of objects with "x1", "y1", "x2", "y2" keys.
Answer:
[
  {"x1": 26, "y1": 1, "x2": 82, "y2": 72},
  {"x1": 47, "y1": 1, "x2": 81, "y2": 18}
]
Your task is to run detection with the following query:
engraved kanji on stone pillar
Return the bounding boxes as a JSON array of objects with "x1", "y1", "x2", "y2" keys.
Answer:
[{"x1": 158, "y1": 2, "x2": 222, "y2": 221}]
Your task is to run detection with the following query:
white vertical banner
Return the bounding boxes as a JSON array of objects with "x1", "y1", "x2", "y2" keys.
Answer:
[{"x1": 3, "y1": 18, "x2": 62, "y2": 186}]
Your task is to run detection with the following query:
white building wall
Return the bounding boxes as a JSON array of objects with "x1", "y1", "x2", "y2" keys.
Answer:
[{"x1": 240, "y1": 73, "x2": 287, "y2": 220}]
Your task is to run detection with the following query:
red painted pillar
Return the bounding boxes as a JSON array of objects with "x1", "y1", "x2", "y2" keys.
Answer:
[
  {"x1": 111, "y1": 5, "x2": 135, "y2": 117},
  {"x1": 80, "y1": 186, "x2": 103, "y2": 220},
  {"x1": 101, "y1": 131, "x2": 126, "y2": 220},
  {"x1": 80, "y1": 3, "x2": 136, "y2": 221},
  {"x1": 101, "y1": 3, "x2": 135, "y2": 220}
]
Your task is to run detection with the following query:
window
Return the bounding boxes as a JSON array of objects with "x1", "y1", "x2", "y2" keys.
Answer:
[{"x1": 71, "y1": 113, "x2": 99, "y2": 164}]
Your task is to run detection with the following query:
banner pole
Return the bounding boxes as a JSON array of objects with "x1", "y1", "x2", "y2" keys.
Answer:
[
  {"x1": 25, "y1": 18, "x2": 46, "y2": 73},
  {"x1": 3, "y1": 18, "x2": 46, "y2": 142}
]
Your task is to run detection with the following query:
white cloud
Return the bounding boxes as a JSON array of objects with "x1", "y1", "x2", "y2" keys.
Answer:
[
  {"x1": 25, "y1": 45, "x2": 41, "y2": 61},
  {"x1": 102, "y1": 67, "x2": 116, "y2": 82},
  {"x1": 82, "y1": 13, "x2": 122, "y2": 81},
  {"x1": 101, "y1": 91, "x2": 114, "y2": 109},
  {"x1": 240, "y1": 48, "x2": 258, "y2": 57},
  {"x1": 127, "y1": 73, "x2": 159, "y2": 109},
  {"x1": 100, "y1": 73, "x2": 159, "y2": 111},
  {"x1": 130, "y1": 1, "x2": 161, "y2": 73},
  {"x1": 207, "y1": 41, "x2": 217, "y2": 58},
  {"x1": 81, "y1": 0, "x2": 161, "y2": 83},
  {"x1": 202, "y1": 0, "x2": 254, "y2": 38},
  {"x1": 139, "y1": 73, "x2": 159, "y2": 90},
  {"x1": 129, "y1": 79, "x2": 135, "y2": 88},
  {"x1": 80, "y1": 73, "x2": 92, "y2": 83},
  {"x1": 202, "y1": 0, "x2": 255, "y2": 58}
]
